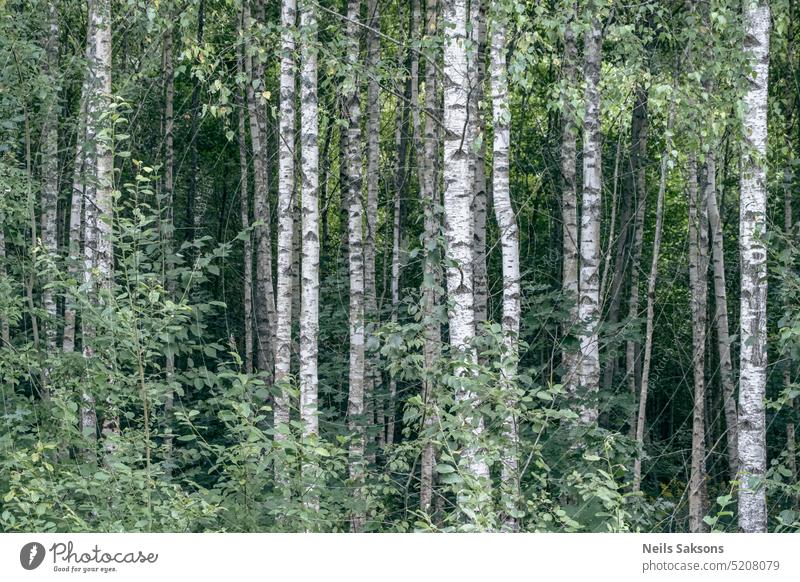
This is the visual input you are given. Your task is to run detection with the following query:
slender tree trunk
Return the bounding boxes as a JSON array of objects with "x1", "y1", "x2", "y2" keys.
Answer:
[
  {"x1": 162, "y1": 15, "x2": 177, "y2": 477},
  {"x1": 274, "y1": 0, "x2": 296, "y2": 449},
  {"x1": 386, "y1": 13, "x2": 416, "y2": 449},
  {"x1": 236, "y1": 38, "x2": 253, "y2": 375},
  {"x1": 784, "y1": 168, "x2": 796, "y2": 480},
  {"x1": 345, "y1": 0, "x2": 366, "y2": 533},
  {"x1": 41, "y1": 0, "x2": 59, "y2": 351},
  {"x1": 299, "y1": 0, "x2": 320, "y2": 508},
  {"x1": 471, "y1": 0, "x2": 488, "y2": 327},
  {"x1": 186, "y1": 0, "x2": 205, "y2": 251},
  {"x1": 560, "y1": 1, "x2": 579, "y2": 395},
  {"x1": 82, "y1": 0, "x2": 114, "y2": 458},
  {"x1": 443, "y1": 0, "x2": 490, "y2": 506},
  {"x1": 632, "y1": 107, "x2": 673, "y2": 493},
  {"x1": 491, "y1": 4, "x2": 520, "y2": 530},
  {"x1": 364, "y1": 0, "x2": 381, "y2": 462},
  {"x1": 738, "y1": 0, "x2": 770, "y2": 534},
  {"x1": 706, "y1": 153, "x2": 738, "y2": 481},
  {"x1": 687, "y1": 155, "x2": 709, "y2": 532},
  {"x1": 64, "y1": 11, "x2": 94, "y2": 355},
  {"x1": 417, "y1": 0, "x2": 440, "y2": 513},
  {"x1": 244, "y1": 2, "x2": 277, "y2": 382},
  {"x1": 625, "y1": 87, "x2": 649, "y2": 419},
  {"x1": 577, "y1": 7, "x2": 602, "y2": 425},
  {"x1": 0, "y1": 216, "x2": 8, "y2": 345}
]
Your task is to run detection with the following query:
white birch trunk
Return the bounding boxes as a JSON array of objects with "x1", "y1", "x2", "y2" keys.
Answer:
[
  {"x1": 738, "y1": 0, "x2": 770, "y2": 534},
  {"x1": 345, "y1": 0, "x2": 367, "y2": 532},
  {"x1": 471, "y1": 0, "x2": 488, "y2": 327},
  {"x1": 443, "y1": 0, "x2": 490, "y2": 501},
  {"x1": 560, "y1": 1, "x2": 579, "y2": 397},
  {"x1": 491, "y1": 5, "x2": 520, "y2": 529},
  {"x1": 417, "y1": 0, "x2": 440, "y2": 513},
  {"x1": 687, "y1": 155, "x2": 709, "y2": 532},
  {"x1": 236, "y1": 37, "x2": 254, "y2": 375},
  {"x1": 41, "y1": 1, "x2": 59, "y2": 351},
  {"x1": 299, "y1": 0, "x2": 320, "y2": 506},
  {"x1": 577, "y1": 10, "x2": 602, "y2": 425},
  {"x1": 243, "y1": 2, "x2": 277, "y2": 382},
  {"x1": 364, "y1": 0, "x2": 381, "y2": 461},
  {"x1": 274, "y1": 0, "x2": 297, "y2": 445}
]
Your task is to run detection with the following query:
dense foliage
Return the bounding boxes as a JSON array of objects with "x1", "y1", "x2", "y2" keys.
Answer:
[{"x1": 0, "y1": 0, "x2": 798, "y2": 532}]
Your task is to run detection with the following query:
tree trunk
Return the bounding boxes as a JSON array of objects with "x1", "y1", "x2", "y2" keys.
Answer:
[
  {"x1": 560, "y1": 1, "x2": 579, "y2": 395},
  {"x1": 705, "y1": 153, "x2": 738, "y2": 481},
  {"x1": 364, "y1": 0, "x2": 380, "y2": 462},
  {"x1": 471, "y1": 0, "x2": 488, "y2": 327},
  {"x1": 244, "y1": 2, "x2": 277, "y2": 382},
  {"x1": 64, "y1": 9, "x2": 94, "y2": 355},
  {"x1": 274, "y1": 0, "x2": 296, "y2": 448},
  {"x1": 417, "y1": 0, "x2": 440, "y2": 513},
  {"x1": 624, "y1": 87, "x2": 649, "y2": 422},
  {"x1": 577, "y1": 7, "x2": 602, "y2": 425},
  {"x1": 491, "y1": 4, "x2": 520, "y2": 530},
  {"x1": 162, "y1": 14, "x2": 177, "y2": 477},
  {"x1": 687, "y1": 154, "x2": 709, "y2": 532},
  {"x1": 299, "y1": 0, "x2": 320, "y2": 508},
  {"x1": 345, "y1": 0, "x2": 366, "y2": 533},
  {"x1": 41, "y1": 0, "x2": 59, "y2": 351},
  {"x1": 186, "y1": 0, "x2": 205, "y2": 250},
  {"x1": 0, "y1": 216, "x2": 8, "y2": 346},
  {"x1": 738, "y1": 0, "x2": 770, "y2": 534},
  {"x1": 236, "y1": 36, "x2": 253, "y2": 375},
  {"x1": 82, "y1": 0, "x2": 114, "y2": 458},
  {"x1": 632, "y1": 107, "x2": 673, "y2": 493},
  {"x1": 443, "y1": 0, "x2": 490, "y2": 507},
  {"x1": 784, "y1": 168, "x2": 796, "y2": 480}
]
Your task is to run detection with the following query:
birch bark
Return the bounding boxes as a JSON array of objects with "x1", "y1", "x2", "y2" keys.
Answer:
[
  {"x1": 274, "y1": 0, "x2": 297, "y2": 444},
  {"x1": 40, "y1": 1, "x2": 59, "y2": 351},
  {"x1": 738, "y1": 0, "x2": 770, "y2": 534},
  {"x1": 345, "y1": 0, "x2": 367, "y2": 532},
  {"x1": 443, "y1": 0, "x2": 490, "y2": 508},
  {"x1": 491, "y1": 5, "x2": 520, "y2": 529},
  {"x1": 417, "y1": 0, "x2": 440, "y2": 513},
  {"x1": 560, "y1": 1, "x2": 579, "y2": 395},
  {"x1": 688, "y1": 155, "x2": 709, "y2": 532},
  {"x1": 577, "y1": 8, "x2": 602, "y2": 424},
  {"x1": 299, "y1": 0, "x2": 320, "y2": 508}
]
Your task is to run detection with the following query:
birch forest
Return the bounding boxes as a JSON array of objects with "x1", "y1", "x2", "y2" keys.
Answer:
[{"x1": 0, "y1": 0, "x2": 798, "y2": 534}]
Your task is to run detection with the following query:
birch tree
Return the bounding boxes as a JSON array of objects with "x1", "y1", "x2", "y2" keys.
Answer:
[
  {"x1": 40, "y1": 1, "x2": 59, "y2": 350},
  {"x1": 243, "y1": 1, "x2": 277, "y2": 381},
  {"x1": 344, "y1": 0, "x2": 366, "y2": 532},
  {"x1": 299, "y1": 0, "x2": 320, "y2": 506},
  {"x1": 491, "y1": 2, "x2": 520, "y2": 529},
  {"x1": 560, "y1": 1, "x2": 579, "y2": 395},
  {"x1": 687, "y1": 155, "x2": 709, "y2": 532},
  {"x1": 236, "y1": 38, "x2": 253, "y2": 375},
  {"x1": 274, "y1": 0, "x2": 296, "y2": 444},
  {"x1": 738, "y1": 0, "x2": 771, "y2": 534},
  {"x1": 81, "y1": 0, "x2": 114, "y2": 456},
  {"x1": 364, "y1": 0, "x2": 380, "y2": 459},
  {"x1": 416, "y1": 0, "x2": 440, "y2": 513},
  {"x1": 471, "y1": 0, "x2": 488, "y2": 327},
  {"x1": 577, "y1": 5, "x2": 602, "y2": 424},
  {"x1": 443, "y1": 0, "x2": 490, "y2": 500}
]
